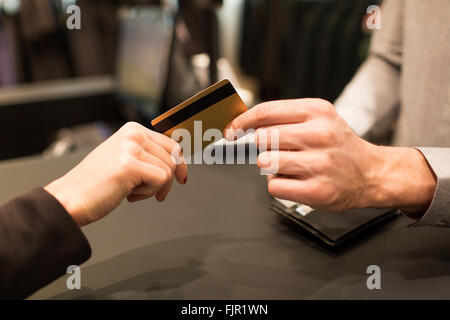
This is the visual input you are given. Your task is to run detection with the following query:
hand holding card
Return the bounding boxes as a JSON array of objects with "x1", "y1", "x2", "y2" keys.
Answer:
[{"x1": 151, "y1": 80, "x2": 248, "y2": 157}]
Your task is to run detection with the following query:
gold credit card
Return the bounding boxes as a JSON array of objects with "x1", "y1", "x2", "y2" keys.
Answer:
[{"x1": 151, "y1": 79, "x2": 248, "y2": 156}]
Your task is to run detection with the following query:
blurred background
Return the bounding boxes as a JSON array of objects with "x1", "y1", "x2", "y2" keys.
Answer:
[{"x1": 0, "y1": 0, "x2": 380, "y2": 161}]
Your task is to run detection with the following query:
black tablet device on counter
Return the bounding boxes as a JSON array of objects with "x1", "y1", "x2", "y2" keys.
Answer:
[{"x1": 271, "y1": 198, "x2": 400, "y2": 247}]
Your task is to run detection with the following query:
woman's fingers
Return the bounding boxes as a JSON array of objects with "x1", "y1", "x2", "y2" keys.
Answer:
[
  {"x1": 141, "y1": 138, "x2": 176, "y2": 171},
  {"x1": 135, "y1": 161, "x2": 172, "y2": 193},
  {"x1": 127, "y1": 193, "x2": 153, "y2": 202},
  {"x1": 145, "y1": 131, "x2": 188, "y2": 184},
  {"x1": 135, "y1": 153, "x2": 175, "y2": 199},
  {"x1": 155, "y1": 177, "x2": 174, "y2": 202}
]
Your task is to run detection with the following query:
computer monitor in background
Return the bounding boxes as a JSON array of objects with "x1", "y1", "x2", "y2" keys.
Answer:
[{"x1": 116, "y1": 7, "x2": 174, "y2": 121}]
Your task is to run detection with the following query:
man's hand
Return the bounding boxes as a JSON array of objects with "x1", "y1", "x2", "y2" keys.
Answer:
[
  {"x1": 45, "y1": 122, "x2": 187, "y2": 227},
  {"x1": 225, "y1": 99, "x2": 436, "y2": 214}
]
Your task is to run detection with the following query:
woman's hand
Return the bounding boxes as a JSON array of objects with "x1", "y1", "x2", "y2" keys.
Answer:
[{"x1": 45, "y1": 122, "x2": 187, "y2": 226}]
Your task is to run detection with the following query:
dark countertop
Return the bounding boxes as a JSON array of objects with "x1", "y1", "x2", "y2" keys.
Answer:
[{"x1": 1, "y1": 152, "x2": 449, "y2": 299}]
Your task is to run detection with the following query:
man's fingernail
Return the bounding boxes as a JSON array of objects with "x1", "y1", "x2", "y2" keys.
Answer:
[{"x1": 258, "y1": 153, "x2": 271, "y2": 167}]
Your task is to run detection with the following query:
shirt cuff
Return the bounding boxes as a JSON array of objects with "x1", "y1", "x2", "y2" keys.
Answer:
[{"x1": 409, "y1": 148, "x2": 450, "y2": 227}]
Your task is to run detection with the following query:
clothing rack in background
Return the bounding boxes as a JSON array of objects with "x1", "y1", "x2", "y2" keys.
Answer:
[{"x1": 240, "y1": 0, "x2": 381, "y2": 102}]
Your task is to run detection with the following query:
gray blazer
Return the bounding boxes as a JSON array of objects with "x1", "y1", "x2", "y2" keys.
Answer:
[{"x1": 335, "y1": 0, "x2": 450, "y2": 227}]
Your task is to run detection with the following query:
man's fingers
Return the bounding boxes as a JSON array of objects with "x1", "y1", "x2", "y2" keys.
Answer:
[
  {"x1": 225, "y1": 99, "x2": 325, "y2": 140},
  {"x1": 267, "y1": 176, "x2": 313, "y2": 204},
  {"x1": 258, "y1": 151, "x2": 315, "y2": 176},
  {"x1": 256, "y1": 124, "x2": 305, "y2": 150},
  {"x1": 256, "y1": 119, "x2": 337, "y2": 151}
]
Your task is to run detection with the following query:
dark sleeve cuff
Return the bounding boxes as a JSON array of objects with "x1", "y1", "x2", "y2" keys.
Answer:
[{"x1": 0, "y1": 188, "x2": 91, "y2": 299}]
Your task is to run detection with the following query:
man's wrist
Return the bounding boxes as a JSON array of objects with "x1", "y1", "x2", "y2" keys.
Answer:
[{"x1": 361, "y1": 145, "x2": 437, "y2": 216}]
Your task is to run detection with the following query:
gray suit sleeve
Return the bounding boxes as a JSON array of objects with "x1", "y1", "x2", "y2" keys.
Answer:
[
  {"x1": 334, "y1": 1, "x2": 450, "y2": 227},
  {"x1": 410, "y1": 148, "x2": 450, "y2": 227},
  {"x1": 334, "y1": 0, "x2": 403, "y2": 139}
]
